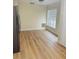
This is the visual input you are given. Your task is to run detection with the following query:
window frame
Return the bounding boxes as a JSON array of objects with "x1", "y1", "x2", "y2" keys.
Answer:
[{"x1": 47, "y1": 9, "x2": 57, "y2": 29}]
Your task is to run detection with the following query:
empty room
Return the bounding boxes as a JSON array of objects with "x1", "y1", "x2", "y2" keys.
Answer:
[{"x1": 13, "y1": 0, "x2": 66, "y2": 59}]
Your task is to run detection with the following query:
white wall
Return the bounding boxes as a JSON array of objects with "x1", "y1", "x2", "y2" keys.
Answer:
[
  {"x1": 45, "y1": 1, "x2": 66, "y2": 47},
  {"x1": 58, "y1": 0, "x2": 66, "y2": 47},
  {"x1": 18, "y1": 1, "x2": 46, "y2": 31},
  {"x1": 46, "y1": 2, "x2": 60, "y2": 35}
]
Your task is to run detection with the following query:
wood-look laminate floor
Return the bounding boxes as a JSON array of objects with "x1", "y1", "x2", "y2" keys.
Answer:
[{"x1": 13, "y1": 30, "x2": 66, "y2": 59}]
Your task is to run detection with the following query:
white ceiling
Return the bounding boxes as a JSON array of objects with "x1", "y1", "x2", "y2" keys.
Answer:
[
  {"x1": 25, "y1": 0, "x2": 59, "y2": 5},
  {"x1": 14, "y1": 0, "x2": 60, "y2": 5}
]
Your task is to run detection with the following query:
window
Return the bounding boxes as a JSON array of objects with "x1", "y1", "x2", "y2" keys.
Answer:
[{"x1": 47, "y1": 9, "x2": 57, "y2": 28}]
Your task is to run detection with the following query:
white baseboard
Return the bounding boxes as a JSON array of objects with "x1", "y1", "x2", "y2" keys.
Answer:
[
  {"x1": 58, "y1": 41, "x2": 66, "y2": 47},
  {"x1": 20, "y1": 28, "x2": 45, "y2": 31}
]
